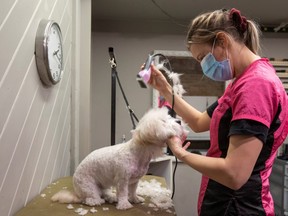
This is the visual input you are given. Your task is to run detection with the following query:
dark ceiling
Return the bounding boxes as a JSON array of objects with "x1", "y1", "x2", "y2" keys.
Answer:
[{"x1": 92, "y1": 0, "x2": 288, "y2": 33}]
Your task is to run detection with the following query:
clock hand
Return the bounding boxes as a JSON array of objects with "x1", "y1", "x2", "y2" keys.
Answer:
[
  {"x1": 53, "y1": 49, "x2": 62, "y2": 63},
  {"x1": 56, "y1": 54, "x2": 61, "y2": 62},
  {"x1": 54, "y1": 53, "x2": 62, "y2": 64},
  {"x1": 53, "y1": 49, "x2": 59, "y2": 56}
]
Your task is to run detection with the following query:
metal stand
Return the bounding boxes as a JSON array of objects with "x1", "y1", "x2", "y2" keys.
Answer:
[
  {"x1": 109, "y1": 47, "x2": 139, "y2": 145},
  {"x1": 110, "y1": 59, "x2": 116, "y2": 146}
]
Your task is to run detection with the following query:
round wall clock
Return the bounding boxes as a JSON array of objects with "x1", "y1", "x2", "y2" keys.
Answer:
[{"x1": 35, "y1": 19, "x2": 63, "y2": 87}]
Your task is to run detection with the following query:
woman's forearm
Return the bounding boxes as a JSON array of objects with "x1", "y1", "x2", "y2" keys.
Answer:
[{"x1": 172, "y1": 146, "x2": 239, "y2": 190}]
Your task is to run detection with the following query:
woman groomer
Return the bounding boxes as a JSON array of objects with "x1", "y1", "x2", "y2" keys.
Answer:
[{"x1": 148, "y1": 8, "x2": 288, "y2": 216}]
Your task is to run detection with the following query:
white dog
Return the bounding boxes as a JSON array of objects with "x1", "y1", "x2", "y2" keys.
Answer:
[{"x1": 51, "y1": 107, "x2": 187, "y2": 210}]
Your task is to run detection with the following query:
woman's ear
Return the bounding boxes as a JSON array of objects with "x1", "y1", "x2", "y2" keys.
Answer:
[{"x1": 215, "y1": 32, "x2": 230, "y2": 49}]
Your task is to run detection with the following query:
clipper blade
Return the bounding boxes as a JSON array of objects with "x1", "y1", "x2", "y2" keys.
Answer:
[{"x1": 136, "y1": 74, "x2": 147, "y2": 88}]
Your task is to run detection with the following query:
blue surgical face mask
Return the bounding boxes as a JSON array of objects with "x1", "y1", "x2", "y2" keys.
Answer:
[{"x1": 200, "y1": 39, "x2": 233, "y2": 81}]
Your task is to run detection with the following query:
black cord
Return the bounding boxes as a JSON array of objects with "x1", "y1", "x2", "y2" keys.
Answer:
[
  {"x1": 148, "y1": 53, "x2": 173, "y2": 74},
  {"x1": 171, "y1": 88, "x2": 176, "y2": 118},
  {"x1": 150, "y1": 54, "x2": 178, "y2": 199},
  {"x1": 171, "y1": 156, "x2": 178, "y2": 199},
  {"x1": 150, "y1": 0, "x2": 188, "y2": 28},
  {"x1": 170, "y1": 88, "x2": 178, "y2": 199},
  {"x1": 140, "y1": 52, "x2": 179, "y2": 198}
]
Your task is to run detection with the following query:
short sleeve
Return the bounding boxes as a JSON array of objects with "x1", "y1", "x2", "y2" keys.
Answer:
[
  {"x1": 207, "y1": 101, "x2": 218, "y2": 118},
  {"x1": 229, "y1": 119, "x2": 269, "y2": 144},
  {"x1": 231, "y1": 77, "x2": 277, "y2": 128}
]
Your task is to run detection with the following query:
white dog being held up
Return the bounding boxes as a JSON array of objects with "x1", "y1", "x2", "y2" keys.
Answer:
[{"x1": 51, "y1": 107, "x2": 188, "y2": 210}]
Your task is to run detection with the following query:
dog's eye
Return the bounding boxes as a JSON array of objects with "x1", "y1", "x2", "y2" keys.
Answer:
[{"x1": 175, "y1": 119, "x2": 181, "y2": 125}]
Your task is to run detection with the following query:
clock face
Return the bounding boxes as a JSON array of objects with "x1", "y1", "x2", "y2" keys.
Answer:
[
  {"x1": 47, "y1": 23, "x2": 63, "y2": 83},
  {"x1": 35, "y1": 20, "x2": 63, "y2": 87}
]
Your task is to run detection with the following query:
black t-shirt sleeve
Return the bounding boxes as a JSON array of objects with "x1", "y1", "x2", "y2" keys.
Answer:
[
  {"x1": 229, "y1": 119, "x2": 269, "y2": 144},
  {"x1": 206, "y1": 101, "x2": 219, "y2": 118}
]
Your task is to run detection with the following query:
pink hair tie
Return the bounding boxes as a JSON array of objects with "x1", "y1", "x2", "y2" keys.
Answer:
[{"x1": 229, "y1": 8, "x2": 247, "y2": 34}]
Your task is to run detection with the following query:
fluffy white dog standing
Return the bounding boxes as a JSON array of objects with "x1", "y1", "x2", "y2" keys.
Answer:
[{"x1": 51, "y1": 107, "x2": 187, "y2": 210}]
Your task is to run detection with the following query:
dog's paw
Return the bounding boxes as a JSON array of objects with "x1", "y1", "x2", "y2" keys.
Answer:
[
  {"x1": 116, "y1": 200, "x2": 133, "y2": 210},
  {"x1": 129, "y1": 195, "x2": 145, "y2": 204},
  {"x1": 85, "y1": 197, "x2": 105, "y2": 206}
]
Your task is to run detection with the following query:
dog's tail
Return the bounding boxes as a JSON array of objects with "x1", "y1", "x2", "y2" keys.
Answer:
[{"x1": 51, "y1": 190, "x2": 81, "y2": 204}]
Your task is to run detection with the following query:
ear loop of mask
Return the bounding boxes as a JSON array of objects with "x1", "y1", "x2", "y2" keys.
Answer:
[
  {"x1": 200, "y1": 36, "x2": 217, "y2": 80},
  {"x1": 213, "y1": 33, "x2": 234, "y2": 79},
  {"x1": 211, "y1": 36, "x2": 217, "y2": 55},
  {"x1": 214, "y1": 33, "x2": 232, "y2": 61},
  {"x1": 220, "y1": 34, "x2": 234, "y2": 77}
]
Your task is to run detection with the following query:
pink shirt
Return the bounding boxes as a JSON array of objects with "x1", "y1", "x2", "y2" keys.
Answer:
[{"x1": 198, "y1": 59, "x2": 288, "y2": 216}]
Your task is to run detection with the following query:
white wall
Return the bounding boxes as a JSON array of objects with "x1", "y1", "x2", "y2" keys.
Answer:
[
  {"x1": 0, "y1": 0, "x2": 73, "y2": 215},
  {"x1": 91, "y1": 31, "x2": 288, "y2": 149}
]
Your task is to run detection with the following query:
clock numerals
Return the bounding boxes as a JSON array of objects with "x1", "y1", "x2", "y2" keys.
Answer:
[
  {"x1": 47, "y1": 23, "x2": 63, "y2": 83},
  {"x1": 52, "y1": 70, "x2": 56, "y2": 80},
  {"x1": 36, "y1": 20, "x2": 63, "y2": 86},
  {"x1": 51, "y1": 69, "x2": 61, "y2": 82}
]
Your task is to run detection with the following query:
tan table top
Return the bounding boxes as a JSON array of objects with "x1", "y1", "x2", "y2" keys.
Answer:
[{"x1": 15, "y1": 175, "x2": 176, "y2": 216}]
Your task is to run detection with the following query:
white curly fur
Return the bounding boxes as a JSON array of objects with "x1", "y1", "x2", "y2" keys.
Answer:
[
  {"x1": 51, "y1": 107, "x2": 188, "y2": 210},
  {"x1": 155, "y1": 61, "x2": 186, "y2": 97}
]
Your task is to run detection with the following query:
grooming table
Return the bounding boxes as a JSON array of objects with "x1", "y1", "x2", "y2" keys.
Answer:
[{"x1": 15, "y1": 175, "x2": 176, "y2": 216}]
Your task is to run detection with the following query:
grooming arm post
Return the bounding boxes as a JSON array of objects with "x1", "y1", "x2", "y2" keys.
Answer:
[{"x1": 109, "y1": 47, "x2": 117, "y2": 145}]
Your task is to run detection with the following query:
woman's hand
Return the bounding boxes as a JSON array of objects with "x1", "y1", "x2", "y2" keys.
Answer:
[
  {"x1": 167, "y1": 136, "x2": 191, "y2": 159},
  {"x1": 147, "y1": 65, "x2": 172, "y2": 96}
]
